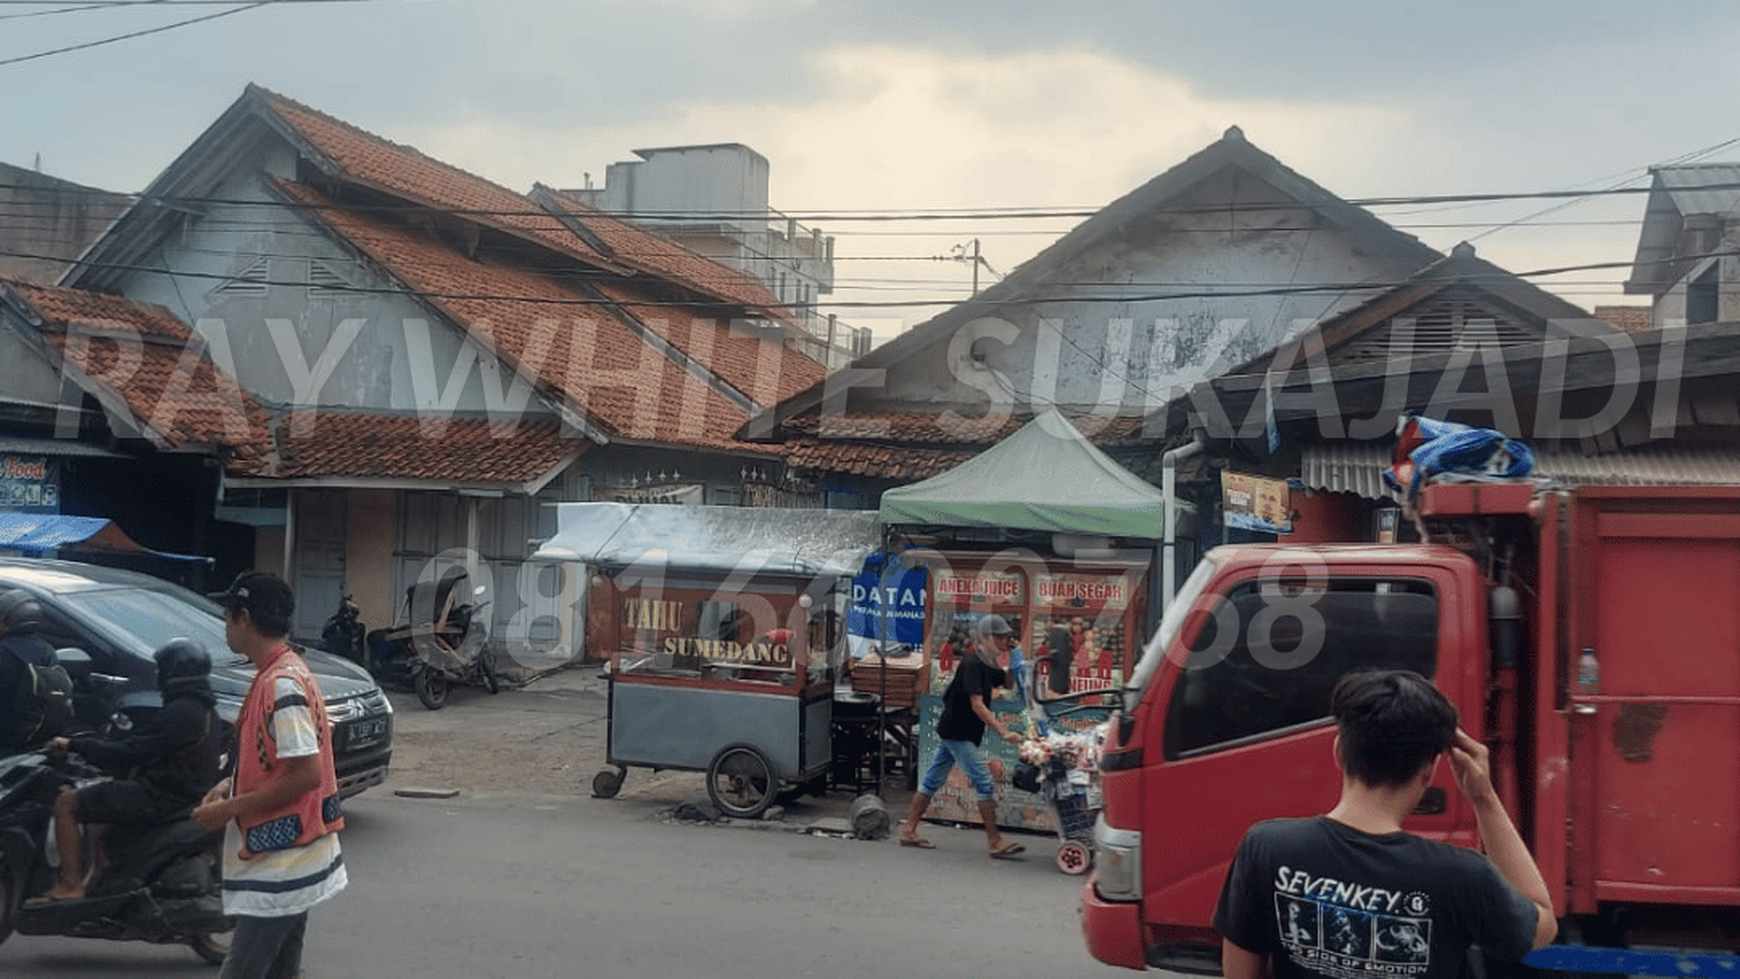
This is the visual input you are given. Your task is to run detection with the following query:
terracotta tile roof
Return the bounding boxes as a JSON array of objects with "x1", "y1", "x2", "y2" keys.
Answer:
[
  {"x1": 258, "y1": 410, "x2": 576, "y2": 483},
  {"x1": 590, "y1": 281, "x2": 825, "y2": 406},
  {"x1": 272, "y1": 179, "x2": 758, "y2": 452},
  {"x1": 254, "y1": 86, "x2": 787, "y2": 315},
  {"x1": 784, "y1": 436, "x2": 974, "y2": 481},
  {"x1": 1, "y1": 278, "x2": 270, "y2": 463},
  {"x1": 536, "y1": 187, "x2": 794, "y2": 313},
  {"x1": 779, "y1": 410, "x2": 1154, "y2": 479},
  {"x1": 1594, "y1": 305, "x2": 1655, "y2": 333},
  {"x1": 785, "y1": 410, "x2": 1151, "y2": 445}
]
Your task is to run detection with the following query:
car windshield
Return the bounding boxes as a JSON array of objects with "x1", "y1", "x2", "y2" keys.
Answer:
[{"x1": 60, "y1": 586, "x2": 244, "y2": 665}]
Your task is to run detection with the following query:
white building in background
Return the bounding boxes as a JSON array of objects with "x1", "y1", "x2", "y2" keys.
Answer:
[{"x1": 563, "y1": 143, "x2": 870, "y2": 368}]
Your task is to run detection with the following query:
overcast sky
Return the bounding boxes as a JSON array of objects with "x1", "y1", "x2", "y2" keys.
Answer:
[{"x1": 6, "y1": 0, "x2": 1737, "y2": 343}]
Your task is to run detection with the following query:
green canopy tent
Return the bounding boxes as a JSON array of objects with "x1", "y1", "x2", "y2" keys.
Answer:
[{"x1": 879, "y1": 409, "x2": 1193, "y2": 540}]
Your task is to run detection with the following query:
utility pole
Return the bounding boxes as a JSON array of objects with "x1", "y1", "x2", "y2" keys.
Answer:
[{"x1": 969, "y1": 237, "x2": 981, "y2": 295}]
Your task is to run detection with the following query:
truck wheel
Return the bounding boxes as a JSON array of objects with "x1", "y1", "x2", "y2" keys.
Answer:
[
  {"x1": 707, "y1": 744, "x2": 776, "y2": 819},
  {"x1": 413, "y1": 668, "x2": 449, "y2": 710}
]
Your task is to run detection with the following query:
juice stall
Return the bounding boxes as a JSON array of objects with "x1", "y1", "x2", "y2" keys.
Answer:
[{"x1": 877, "y1": 411, "x2": 1194, "y2": 835}]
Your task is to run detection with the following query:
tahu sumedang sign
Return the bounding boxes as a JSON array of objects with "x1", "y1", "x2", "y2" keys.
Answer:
[
  {"x1": 1222, "y1": 470, "x2": 1292, "y2": 535},
  {"x1": 619, "y1": 596, "x2": 794, "y2": 671},
  {"x1": 0, "y1": 455, "x2": 59, "y2": 513}
]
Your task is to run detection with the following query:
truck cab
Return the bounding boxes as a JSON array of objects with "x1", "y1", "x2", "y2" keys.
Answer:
[
  {"x1": 1081, "y1": 543, "x2": 1494, "y2": 971},
  {"x1": 1081, "y1": 484, "x2": 1740, "y2": 973}
]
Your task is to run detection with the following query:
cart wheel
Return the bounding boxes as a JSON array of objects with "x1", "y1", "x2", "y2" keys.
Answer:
[
  {"x1": 479, "y1": 652, "x2": 500, "y2": 694},
  {"x1": 1056, "y1": 840, "x2": 1093, "y2": 875},
  {"x1": 706, "y1": 743, "x2": 777, "y2": 819},
  {"x1": 413, "y1": 668, "x2": 449, "y2": 710},
  {"x1": 592, "y1": 767, "x2": 625, "y2": 799}
]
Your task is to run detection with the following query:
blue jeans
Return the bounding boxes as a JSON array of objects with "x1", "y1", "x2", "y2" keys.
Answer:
[{"x1": 920, "y1": 737, "x2": 996, "y2": 800}]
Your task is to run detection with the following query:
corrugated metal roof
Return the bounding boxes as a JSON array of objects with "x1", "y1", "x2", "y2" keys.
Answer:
[
  {"x1": 1302, "y1": 441, "x2": 1740, "y2": 500},
  {"x1": 1656, "y1": 165, "x2": 1740, "y2": 217}
]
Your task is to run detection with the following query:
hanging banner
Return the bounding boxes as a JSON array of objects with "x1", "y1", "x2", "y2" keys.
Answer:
[
  {"x1": 1222, "y1": 470, "x2": 1292, "y2": 535},
  {"x1": 846, "y1": 554, "x2": 926, "y2": 656},
  {"x1": 0, "y1": 455, "x2": 59, "y2": 513}
]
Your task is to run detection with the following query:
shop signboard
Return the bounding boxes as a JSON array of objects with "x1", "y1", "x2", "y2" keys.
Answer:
[
  {"x1": 1030, "y1": 571, "x2": 1136, "y2": 694},
  {"x1": 845, "y1": 560, "x2": 926, "y2": 656},
  {"x1": 0, "y1": 454, "x2": 59, "y2": 513}
]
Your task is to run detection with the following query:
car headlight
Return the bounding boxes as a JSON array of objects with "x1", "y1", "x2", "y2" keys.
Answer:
[{"x1": 1093, "y1": 816, "x2": 1142, "y2": 901}]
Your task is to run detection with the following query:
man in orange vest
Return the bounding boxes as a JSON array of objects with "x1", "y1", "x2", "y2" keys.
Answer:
[{"x1": 193, "y1": 571, "x2": 346, "y2": 979}]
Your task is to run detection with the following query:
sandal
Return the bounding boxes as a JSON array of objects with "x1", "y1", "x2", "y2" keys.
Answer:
[{"x1": 899, "y1": 836, "x2": 937, "y2": 849}]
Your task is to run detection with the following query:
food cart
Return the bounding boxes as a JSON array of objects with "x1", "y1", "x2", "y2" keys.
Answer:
[{"x1": 529, "y1": 503, "x2": 882, "y2": 817}]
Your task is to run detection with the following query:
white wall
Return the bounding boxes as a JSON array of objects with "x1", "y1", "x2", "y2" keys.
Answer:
[{"x1": 870, "y1": 171, "x2": 1428, "y2": 415}]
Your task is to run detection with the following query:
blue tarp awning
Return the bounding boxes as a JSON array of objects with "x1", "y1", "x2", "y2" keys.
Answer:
[{"x1": 0, "y1": 513, "x2": 210, "y2": 564}]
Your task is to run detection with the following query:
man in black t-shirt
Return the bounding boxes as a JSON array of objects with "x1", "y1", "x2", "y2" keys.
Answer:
[
  {"x1": 897, "y1": 613, "x2": 1026, "y2": 858},
  {"x1": 1214, "y1": 670, "x2": 1555, "y2": 979}
]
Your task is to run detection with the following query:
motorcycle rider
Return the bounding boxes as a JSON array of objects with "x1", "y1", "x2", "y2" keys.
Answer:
[
  {"x1": 31, "y1": 638, "x2": 223, "y2": 903},
  {"x1": 0, "y1": 587, "x2": 66, "y2": 754}
]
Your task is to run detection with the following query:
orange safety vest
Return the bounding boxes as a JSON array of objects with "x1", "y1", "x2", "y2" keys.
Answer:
[{"x1": 235, "y1": 647, "x2": 344, "y2": 858}]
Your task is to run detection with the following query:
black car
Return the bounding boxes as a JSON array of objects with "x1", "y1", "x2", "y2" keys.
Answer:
[{"x1": 0, "y1": 557, "x2": 392, "y2": 798}]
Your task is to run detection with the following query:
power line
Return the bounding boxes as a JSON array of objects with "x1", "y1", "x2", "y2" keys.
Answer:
[
  {"x1": 4, "y1": 244, "x2": 1718, "y2": 312},
  {"x1": 0, "y1": 0, "x2": 268, "y2": 67},
  {"x1": 0, "y1": 179, "x2": 1709, "y2": 221}
]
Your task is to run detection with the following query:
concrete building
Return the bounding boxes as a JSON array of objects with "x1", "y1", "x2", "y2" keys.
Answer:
[
  {"x1": 561, "y1": 144, "x2": 869, "y2": 368},
  {"x1": 1625, "y1": 163, "x2": 1740, "y2": 326},
  {"x1": 0, "y1": 162, "x2": 128, "y2": 283}
]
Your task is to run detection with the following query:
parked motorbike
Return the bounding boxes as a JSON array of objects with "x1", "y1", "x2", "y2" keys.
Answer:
[
  {"x1": 367, "y1": 568, "x2": 499, "y2": 710},
  {"x1": 0, "y1": 748, "x2": 232, "y2": 964},
  {"x1": 321, "y1": 592, "x2": 368, "y2": 670}
]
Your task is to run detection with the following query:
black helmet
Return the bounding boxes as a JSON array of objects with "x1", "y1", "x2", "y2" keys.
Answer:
[
  {"x1": 0, "y1": 588, "x2": 45, "y2": 634},
  {"x1": 154, "y1": 638, "x2": 212, "y2": 693}
]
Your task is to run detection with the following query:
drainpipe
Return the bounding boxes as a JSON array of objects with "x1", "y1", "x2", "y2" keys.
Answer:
[{"x1": 1161, "y1": 436, "x2": 1205, "y2": 612}]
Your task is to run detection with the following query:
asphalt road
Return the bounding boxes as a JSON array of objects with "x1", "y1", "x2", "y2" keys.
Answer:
[{"x1": 0, "y1": 786, "x2": 1137, "y2": 979}]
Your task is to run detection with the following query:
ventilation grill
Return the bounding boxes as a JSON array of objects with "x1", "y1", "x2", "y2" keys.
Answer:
[
  {"x1": 308, "y1": 260, "x2": 352, "y2": 299},
  {"x1": 1336, "y1": 288, "x2": 1539, "y2": 363},
  {"x1": 212, "y1": 257, "x2": 270, "y2": 298}
]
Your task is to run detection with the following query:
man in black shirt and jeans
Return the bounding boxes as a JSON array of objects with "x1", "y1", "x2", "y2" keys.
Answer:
[
  {"x1": 1215, "y1": 670, "x2": 1555, "y2": 979},
  {"x1": 898, "y1": 613, "x2": 1025, "y2": 858}
]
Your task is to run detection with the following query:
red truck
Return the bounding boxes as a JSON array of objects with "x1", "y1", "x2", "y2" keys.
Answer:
[{"x1": 1079, "y1": 483, "x2": 1740, "y2": 975}]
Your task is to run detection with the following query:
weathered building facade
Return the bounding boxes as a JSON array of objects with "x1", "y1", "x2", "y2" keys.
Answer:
[{"x1": 58, "y1": 86, "x2": 828, "y2": 662}]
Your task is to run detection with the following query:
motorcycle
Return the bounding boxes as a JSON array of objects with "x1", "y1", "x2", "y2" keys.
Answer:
[
  {"x1": 0, "y1": 748, "x2": 232, "y2": 964},
  {"x1": 321, "y1": 592, "x2": 368, "y2": 670},
  {"x1": 367, "y1": 568, "x2": 499, "y2": 711}
]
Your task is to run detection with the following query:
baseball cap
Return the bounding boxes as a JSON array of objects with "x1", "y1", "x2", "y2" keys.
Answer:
[
  {"x1": 209, "y1": 571, "x2": 295, "y2": 619},
  {"x1": 977, "y1": 613, "x2": 1013, "y2": 637}
]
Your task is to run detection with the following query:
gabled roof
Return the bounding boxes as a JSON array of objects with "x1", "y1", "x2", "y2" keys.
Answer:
[
  {"x1": 1626, "y1": 163, "x2": 1740, "y2": 295},
  {"x1": 0, "y1": 277, "x2": 269, "y2": 462},
  {"x1": 61, "y1": 84, "x2": 825, "y2": 459},
  {"x1": 1236, "y1": 242, "x2": 1606, "y2": 375},
  {"x1": 269, "y1": 179, "x2": 769, "y2": 451},
  {"x1": 252, "y1": 86, "x2": 787, "y2": 315},
  {"x1": 756, "y1": 126, "x2": 1444, "y2": 432}
]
